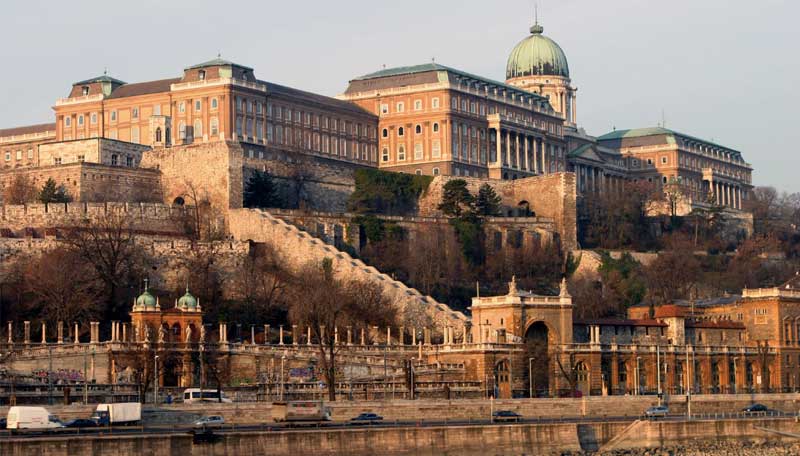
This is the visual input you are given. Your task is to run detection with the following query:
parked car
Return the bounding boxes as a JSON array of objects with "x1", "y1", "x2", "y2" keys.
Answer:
[
  {"x1": 492, "y1": 410, "x2": 523, "y2": 423},
  {"x1": 63, "y1": 418, "x2": 99, "y2": 428},
  {"x1": 194, "y1": 416, "x2": 225, "y2": 428},
  {"x1": 645, "y1": 405, "x2": 669, "y2": 419},
  {"x1": 350, "y1": 413, "x2": 384, "y2": 424},
  {"x1": 742, "y1": 403, "x2": 769, "y2": 413}
]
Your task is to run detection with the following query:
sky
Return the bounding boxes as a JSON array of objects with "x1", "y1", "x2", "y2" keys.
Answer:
[{"x1": 1, "y1": 0, "x2": 798, "y2": 192}]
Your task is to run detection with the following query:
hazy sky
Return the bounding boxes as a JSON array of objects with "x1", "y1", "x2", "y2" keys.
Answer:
[{"x1": 2, "y1": 0, "x2": 797, "y2": 191}]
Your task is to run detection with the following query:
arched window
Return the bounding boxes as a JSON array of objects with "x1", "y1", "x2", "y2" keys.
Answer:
[
  {"x1": 415, "y1": 124, "x2": 422, "y2": 134},
  {"x1": 155, "y1": 127, "x2": 162, "y2": 143},
  {"x1": 398, "y1": 127, "x2": 404, "y2": 137},
  {"x1": 382, "y1": 128, "x2": 388, "y2": 138},
  {"x1": 382, "y1": 147, "x2": 389, "y2": 162},
  {"x1": 433, "y1": 123, "x2": 439, "y2": 133},
  {"x1": 178, "y1": 122, "x2": 186, "y2": 140},
  {"x1": 398, "y1": 144, "x2": 406, "y2": 161},
  {"x1": 193, "y1": 119, "x2": 203, "y2": 138}
]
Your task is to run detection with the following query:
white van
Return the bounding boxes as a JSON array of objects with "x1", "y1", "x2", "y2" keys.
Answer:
[
  {"x1": 183, "y1": 388, "x2": 232, "y2": 404},
  {"x1": 7, "y1": 406, "x2": 64, "y2": 430}
]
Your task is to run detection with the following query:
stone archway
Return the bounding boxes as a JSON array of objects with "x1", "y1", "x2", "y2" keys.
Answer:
[
  {"x1": 525, "y1": 321, "x2": 550, "y2": 397},
  {"x1": 575, "y1": 361, "x2": 589, "y2": 396}
]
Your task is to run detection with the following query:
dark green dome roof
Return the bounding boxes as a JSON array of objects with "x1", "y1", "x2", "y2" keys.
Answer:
[
  {"x1": 178, "y1": 286, "x2": 198, "y2": 310},
  {"x1": 136, "y1": 289, "x2": 156, "y2": 309},
  {"x1": 506, "y1": 23, "x2": 570, "y2": 79}
]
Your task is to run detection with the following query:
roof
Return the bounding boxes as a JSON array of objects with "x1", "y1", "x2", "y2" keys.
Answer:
[
  {"x1": 685, "y1": 320, "x2": 745, "y2": 330},
  {"x1": 779, "y1": 272, "x2": 800, "y2": 290},
  {"x1": 573, "y1": 318, "x2": 667, "y2": 327},
  {"x1": 108, "y1": 78, "x2": 181, "y2": 99},
  {"x1": 349, "y1": 62, "x2": 549, "y2": 104},
  {"x1": 0, "y1": 122, "x2": 57, "y2": 138},
  {"x1": 506, "y1": 23, "x2": 570, "y2": 79},
  {"x1": 185, "y1": 57, "x2": 253, "y2": 71},
  {"x1": 73, "y1": 75, "x2": 126, "y2": 86},
  {"x1": 597, "y1": 127, "x2": 742, "y2": 155},
  {"x1": 264, "y1": 80, "x2": 374, "y2": 117}
]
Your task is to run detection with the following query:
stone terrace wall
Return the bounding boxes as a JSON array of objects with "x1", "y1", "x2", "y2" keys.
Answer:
[
  {"x1": 0, "y1": 162, "x2": 162, "y2": 203},
  {"x1": 242, "y1": 152, "x2": 361, "y2": 212},
  {"x1": 418, "y1": 173, "x2": 577, "y2": 251},
  {"x1": 0, "y1": 202, "x2": 189, "y2": 234},
  {"x1": 228, "y1": 208, "x2": 467, "y2": 328},
  {"x1": 141, "y1": 141, "x2": 243, "y2": 210}
]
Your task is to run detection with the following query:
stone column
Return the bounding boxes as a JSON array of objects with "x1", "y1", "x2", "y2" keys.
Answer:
[
  {"x1": 23, "y1": 321, "x2": 30, "y2": 345},
  {"x1": 251, "y1": 326, "x2": 256, "y2": 345},
  {"x1": 423, "y1": 328, "x2": 431, "y2": 345},
  {"x1": 494, "y1": 129, "x2": 501, "y2": 164},
  {"x1": 292, "y1": 324, "x2": 298, "y2": 345},
  {"x1": 90, "y1": 322, "x2": 99, "y2": 344},
  {"x1": 504, "y1": 130, "x2": 511, "y2": 167},
  {"x1": 523, "y1": 136, "x2": 530, "y2": 171},
  {"x1": 542, "y1": 142, "x2": 549, "y2": 174},
  {"x1": 334, "y1": 327, "x2": 339, "y2": 345},
  {"x1": 122, "y1": 323, "x2": 127, "y2": 343},
  {"x1": 278, "y1": 325, "x2": 284, "y2": 345},
  {"x1": 399, "y1": 326, "x2": 405, "y2": 346},
  {"x1": 347, "y1": 326, "x2": 353, "y2": 345},
  {"x1": 7, "y1": 322, "x2": 11, "y2": 344},
  {"x1": 307, "y1": 326, "x2": 312, "y2": 345},
  {"x1": 386, "y1": 326, "x2": 391, "y2": 346},
  {"x1": 320, "y1": 325, "x2": 326, "y2": 344},
  {"x1": 360, "y1": 328, "x2": 366, "y2": 346},
  {"x1": 57, "y1": 321, "x2": 64, "y2": 344},
  {"x1": 74, "y1": 322, "x2": 79, "y2": 344},
  {"x1": 514, "y1": 132, "x2": 520, "y2": 169},
  {"x1": 411, "y1": 328, "x2": 417, "y2": 346},
  {"x1": 40, "y1": 322, "x2": 46, "y2": 344},
  {"x1": 264, "y1": 325, "x2": 271, "y2": 344}
]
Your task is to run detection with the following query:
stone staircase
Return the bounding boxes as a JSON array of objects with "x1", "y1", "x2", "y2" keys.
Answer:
[
  {"x1": 228, "y1": 209, "x2": 468, "y2": 328},
  {"x1": 598, "y1": 419, "x2": 644, "y2": 452}
]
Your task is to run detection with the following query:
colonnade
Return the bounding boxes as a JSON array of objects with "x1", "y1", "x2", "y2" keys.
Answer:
[
  {"x1": 490, "y1": 127, "x2": 558, "y2": 176},
  {"x1": 573, "y1": 163, "x2": 625, "y2": 195},
  {"x1": 708, "y1": 180, "x2": 744, "y2": 209}
]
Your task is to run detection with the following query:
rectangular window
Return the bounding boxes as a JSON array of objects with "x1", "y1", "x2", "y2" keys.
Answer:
[
  {"x1": 195, "y1": 101, "x2": 201, "y2": 112},
  {"x1": 414, "y1": 143, "x2": 423, "y2": 160},
  {"x1": 78, "y1": 115, "x2": 84, "y2": 126},
  {"x1": 132, "y1": 107, "x2": 139, "y2": 119},
  {"x1": 90, "y1": 113, "x2": 97, "y2": 124},
  {"x1": 380, "y1": 104, "x2": 389, "y2": 115},
  {"x1": 64, "y1": 117, "x2": 71, "y2": 127},
  {"x1": 414, "y1": 100, "x2": 423, "y2": 111},
  {"x1": 211, "y1": 98, "x2": 218, "y2": 110},
  {"x1": 396, "y1": 102, "x2": 405, "y2": 113},
  {"x1": 27, "y1": 149, "x2": 33, "y2": 159},
  {"x1": 432, "y1": 98, "x2": 440, "y2": 109},
  {"x1": 432, "y1": 140, "x2": 441, "y2": 158},
  {"x1": 15, "y1": 150, "x2": 21, "y2": 160},
  {"x1": 256, "y1": 102, "x2": 262, "y2": 115}
]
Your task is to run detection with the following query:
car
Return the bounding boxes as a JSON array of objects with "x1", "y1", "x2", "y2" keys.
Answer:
[
  {"x1": 194, "y1": 415, "x2": 225, "y2": 428},
  {"x1": 0, "y1": 418, "x2": 6, "y2": 429},
  {"x1": 645, "y1": 405, "x2": 669, "y2": 419},
  {"x1": 63, "y1": 418, "x2": 99, "y2": 428},
  {"x1": 492, "y1": 410, "x2": 523, "y2": 423},
  {"x1": 742, "y1": 403, "x2": 769, "y2": 413},
  {"x1": 350, "y1": 413, "x2": 384, "y2": 424}
]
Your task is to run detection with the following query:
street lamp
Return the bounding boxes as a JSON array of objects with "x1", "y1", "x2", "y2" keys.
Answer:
[
  {"x1": 410, "y1": 357, "x2": 415, "y2": 400},
  {"x1": 280, "y1": 355, "x2": 286, "y2": 401},
  {"x1": 528, "y1": 357, "x2": 535, "y2": 398},
  {"x1": 154, "y1": 354, "x2": 159, "y2": 404},
  {"x1": 635, "y1": 356, "x2": 641, "y2": 396}
]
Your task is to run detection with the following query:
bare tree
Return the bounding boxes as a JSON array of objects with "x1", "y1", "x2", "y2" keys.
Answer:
[
  {"x1": 2, "y1": 174, "x2": 37, "y2": 205},
  {"x1": 555, "y1": 351, "x2": 579, "y2": 397},
  {"x1": 232, "y1": 243, "x2": 290, "y2": 316},
  {"x1": 288, "y1": 258, "x2": 396, "y2": 401}
]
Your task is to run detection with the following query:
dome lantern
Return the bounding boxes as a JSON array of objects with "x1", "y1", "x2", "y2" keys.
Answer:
[{"x1": 506, "y1": 21, "x2": 570, "y2": 79}]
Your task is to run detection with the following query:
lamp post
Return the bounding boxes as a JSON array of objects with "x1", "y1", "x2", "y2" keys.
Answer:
[
  {"x1": 635, "y1": 356, "x2": 641, "y2": 396},
  {"x1": 280, "y1": 355, "x2": 286, "y2": 401},
  {"x1": 410, "y1": 357, "x2": 415, "y2": 400},
  {"x1": 656, "y1": 347, "x2": 661, "y2": 405},
  {"x1": 154, "y1": 354, "x2": 159, "y2": 404},
  {"x1": 528, "y1": 357, "x2": 534, "y2": 398}
]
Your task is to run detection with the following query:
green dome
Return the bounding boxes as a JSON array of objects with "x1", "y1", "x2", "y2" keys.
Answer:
[
  {"x1": 178, "y1": 287, "x2": 197, "y2": 310},
  {"x1": 506, "y1": 23, "x2": 570, "y2": 79},
  {"x1": 136, "y1": 289, "x2": 156, "y2": 309}
]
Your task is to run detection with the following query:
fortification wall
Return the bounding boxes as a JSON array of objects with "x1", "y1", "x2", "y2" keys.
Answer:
[
  {"x1": 228, "y1": 208, "x2": 467, "y2": 328},
  {"x1": 141, "y1": 141, "x2": 243, "y2": 210},
  {"x1": 0, "y1": 202, "x2": 188, "y2": 234},
  {"x1": 418, "y1": 173, "x2": 577, "y2": 251},
  {"x1": 0, "y1": 162, "x2": 162, "y2": 203}
]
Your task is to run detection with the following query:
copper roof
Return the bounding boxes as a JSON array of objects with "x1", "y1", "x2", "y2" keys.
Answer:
[
  {"x1": 0, "y1": 122, "x2": 56, "y2": 138},
  {"x1": 108, "y1": 78, "x2": 181, "y2": 99},
  {"x1": 263, "y1": 81, "x2": 374, "y2": 117}
]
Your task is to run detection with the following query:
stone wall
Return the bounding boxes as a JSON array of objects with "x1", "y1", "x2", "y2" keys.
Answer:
[
  {"x1": 228, "y1": 208, "x2": 467, "y2": 328},
  {"x1": 38, "y1": 138, "x2": 149, "y2": 167},
  {"x1": 140, "y1": 141, "x2": 244, "y2": 211},
  {"x1": 0, "y1": 162, "x2": 162, "y2": 203},
  {"x1": 418, "y1": 173, "x2": 577, "y2": 252}
]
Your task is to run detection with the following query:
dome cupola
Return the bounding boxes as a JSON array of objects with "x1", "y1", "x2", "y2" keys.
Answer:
[
  {"x1": 506, "y1": 21, "x2": 570, "y2": 79},
  {"x1": 177, "y1": 285, "x2": 198, "y2": 311},
  {"x1": 133, "y1": 280, "x2": 158, "y2": 311}
]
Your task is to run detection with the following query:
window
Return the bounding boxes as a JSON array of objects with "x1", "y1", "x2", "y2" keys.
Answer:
[
  {"x1": 257, "y1": 102, "x2": 262, "y2": 115},
  {"x1": 414, "y1": 143, "x2": 423, "y2": 160},
  {"x1": 432, "y1": 140, "x2": 441, "y2": 158},
  {"x1": 661, "y1": 156, "x2": 668, "y2": 164},
  {"x1": 433, "y1": 123, "x2": 439, "y2": 133},
  {"x1": 210, "y1": 117, "x2": 219, "y2": 136},
  {"x1": 14, "y1": 150, "x2": 21, "y2": 160},
  {"x1": 195, "y1": 100, "x2": 201, "y2": 112},
  {"x1": 398, "y1": 127, "x2": 404, "y2": 137},
  {"x1": 646, "y1": 158, "x2": 653, "y2": 165},
  {"x1": 256, "y1": 122, "x2": 263, "y2": 140},
  {"x1": 432, "y1": 98, "x2": 440, "y2": 109},
  {"x1": 382, "y1": 147, "x2": 389, "y2": 162},
  {"x1": 179, "y1": 102, "x2": 185, "y2": 114},
  {"x1": 54, "y1": 157, "x2": 62, "y2": 165},
  {"x1": 132, "y1": 107, "x2": 139, "y2": 119},
  {"x1": 82, "y1": 86, "x2": 89, "y2": 96},
  {"x1": 415, "y1": 169, "x2": 422, "y2": 175},
  {"x1": 27, "y1": 149, "x2": 33, "y2": 159},
  {"x1": 90, "y1": 113, "x2": 97, "y2": 124},
  {"x1": 64, "y1": 117, "x2": 71, "y2": 127},
  {"x1": 131, "y1": 126, "x2": 140, "y2": 143},
  {"x1": 126, "y1": 156, "x2": 133, "y2": 167},
  {"x1": 382, "y1": 128, "x2": 388, "y2": 138},
  {"x1": 396, "y1": 102, "x2": 405, "y2": 113},
  {"x1": 415, "y1": 124, "x2": 422, "y2": 135},
  {"x1": 211, "y1": 98, "x2": 218, "y2": 110},
  {"x1": 78, "y1": 115, "x2": 84, "y2": 126},
  {"x1": 111, "y1": 154, "x2": 118, "y2": 166},
  {"x1": 194, "y1": 119, "x2": 203, "y2": 138},
  {"x1": 77, "y1": 154, "x2": 84, "y2": 162},
  {"x1": 179, "y1": 122, "x2": 186, "y2": 140},
  {"x1": 414, "y1": 100, "x2": 422, "y2": 111},
  {"x1": 433, "y1": 167, "x2": 440, "y2": 176},
  {"x1": 236, "y1": 117, "x2": 242, "y2": 136},
  {"x1": 198, "y1": 70, "x2": 206, "y2": 80},
  {"x1": 155, "y1": 127, "x2": 162, "y2": 143},
  {"x1": 380, "y1": 104, "x2": 389, "y2": 115},
  {"x1": 154, "y1": 104, "x2": 161, "y2": 116},
  {"x1": 398, "y1": 144, "x2": 406, "y2": 161}
]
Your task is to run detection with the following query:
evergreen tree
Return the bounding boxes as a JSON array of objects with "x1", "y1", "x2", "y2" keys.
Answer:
[
  {"x1": 438, "y1": 179, "x2": 474, "y2": 217},
  {"x1": 243, "y1": 171, "x2": 280, "y2": 208},
  {"x1": 475, "y1": 183, "x2": 502, "y2": 217},
  {"x1": 38, "y1": 178, "x2": 71, "y2": 204}
]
